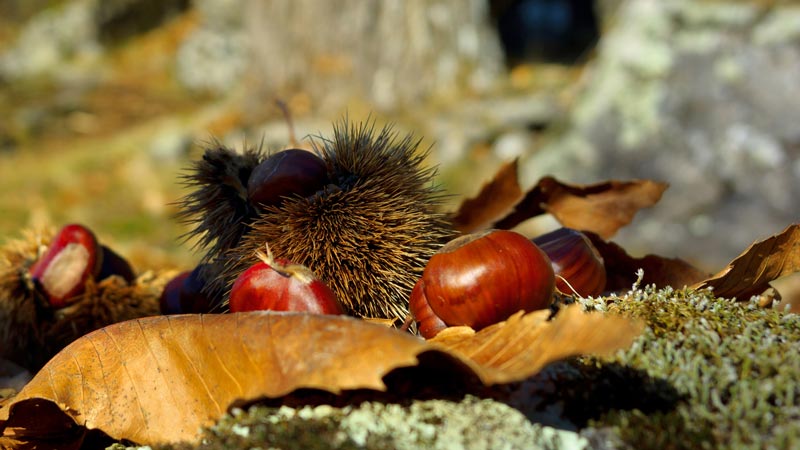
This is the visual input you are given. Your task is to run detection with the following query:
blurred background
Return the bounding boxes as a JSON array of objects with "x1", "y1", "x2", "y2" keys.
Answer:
[{"x1": 0, "y1": 0, "x2": 798, "y2": 274}]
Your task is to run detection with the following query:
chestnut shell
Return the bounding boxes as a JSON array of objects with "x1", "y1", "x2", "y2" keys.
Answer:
[
  {"x1": 409, "y1": 278, "x2": 447, "y2": 338},
  {"x1": 418, "y1": 229, "x2": 555, "y2": 331},
  {"x1": 532, "y1": 227, "x2": 606, "y2": 297},
  {"x1": 228, "y1": 257, "x2": 342, "y2": 315},
  {"x1": 28, "y1": 223, "x2": 102, "y2": 308},
  {"x1": 247, "y1": 149, "x2": 329, "y2": 208}
]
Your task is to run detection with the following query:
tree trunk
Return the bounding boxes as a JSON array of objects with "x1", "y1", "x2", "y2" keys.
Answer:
[{"x1": 243, "y1": 0, "x2": 505, "y2": 112}]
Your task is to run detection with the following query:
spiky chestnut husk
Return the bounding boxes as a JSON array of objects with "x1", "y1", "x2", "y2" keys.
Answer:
[
  {"x1": 0, "y1": 227, "x2": 169, "y2": 370},
  {"x1": 215, "y1": 121, "x2": 454, "y2": 320},
  {"x1": 176, "y1": 144, "x2": 264, "y2": 302}
]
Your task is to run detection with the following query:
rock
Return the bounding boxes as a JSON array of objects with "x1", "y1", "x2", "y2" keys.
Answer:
[
  {"x1": 519, "y1": 0, "x2": 800, "y2": 269},
  {"x1": 0, "y1": 0, "x2": 188, "y2": 81},
  {"x1": 173, "y1": 0, "x2": 249, "y2": 95},
  {"x1": 0, "y1": 0, "x2": 101, "y2": 81},
  {"x1": 240, "y1": 0, "x2": 505, "y2": 111},
  {"x1": 175, "y1": 26, "x2": 249, "y2": 95},
  {"x1": 148, "y1": 128, "x2": 192, "y2": 162},
  {"x1": 429, "y1": 92, "x2": 560, "y2": 164}
]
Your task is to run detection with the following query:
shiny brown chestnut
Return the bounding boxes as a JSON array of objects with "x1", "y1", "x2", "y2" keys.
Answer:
[
  {"x1": 247, "y1": 149, "x2": 329, "y2": 208},
  {"x1": 408, "y1": 278, "x2": 447, "y2": 339},
  {"x1": 411, "y1": 229, "x2": 554, "y2": 333},
  {"x1": 532, "y1": 227, "x2": 606, "y2": 297}
]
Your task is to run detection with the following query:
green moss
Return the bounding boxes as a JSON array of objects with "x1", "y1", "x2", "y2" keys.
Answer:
[{"x1": 579, "y1": 284, "x2": 800, "y2": 449}]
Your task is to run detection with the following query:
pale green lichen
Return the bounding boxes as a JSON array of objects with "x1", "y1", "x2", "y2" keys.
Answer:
[{"x1": 157, "y1": 396, "x2": 586, "y2": 450}]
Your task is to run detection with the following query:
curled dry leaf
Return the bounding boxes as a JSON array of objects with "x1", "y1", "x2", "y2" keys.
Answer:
[
  {"x1": 0, "y1": 308, "x2": 642, "y2": 446},
  {"x1": 495, "y1": 177, "x2": 668, "y2": 239},
  {"x1": 584, "y1": 232, "x2": 709, "y2": 292},
  {"x1": 451, "y1": 159, "x2": 524, "y2": 234},
  {"x1": 450, "y1": 160, "x2": 668, "y2": 239},
  {"x1": 430, "y1": 305, "x2": 644, "y2": 385},
  {"x1": 692, "y1": 223, "x2": 800, "y2": 300}
]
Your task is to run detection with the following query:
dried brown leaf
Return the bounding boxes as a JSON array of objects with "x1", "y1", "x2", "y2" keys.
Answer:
[
  {"x1": 0, "y1": 313, "x2": 429, "y2": 445},
  {"x1": 0, "y1": 307, "x2": 642, "y2": 446},
  {"x1": 431, "y1": 304, "x2": 643, "y2": 385},
  {"x1": 692, "y1": 223, "x2": 800, "y2": 300},
  {"x1": 496, "y1": 177, "x2": 668, "y2": 239},
  {"x1": 585, "y1": 232, "x2": 709, "y2": 292},
  {"x1": 451, "y1": 160, "x2": 524, "y2": 234}
]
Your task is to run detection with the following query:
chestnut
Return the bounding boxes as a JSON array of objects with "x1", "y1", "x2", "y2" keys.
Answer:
[
  {"x1": 410, "y1": 229, "x2": 554, "y2": 333},
  {"x1": 408, "y1": 278, "x2": 447, "y2": 339},
  {"x1": 532, "y1": 228, "x2": 606, "y2": 297},
  {"x1": 97, "y1": 244, "x2": 135, "y2": 284},
  {"x1": 159, "y1": 265, "x2": 216, "y2": 314},
  {"x1": 228, "y1": 245, "x2": 343, "y2": 315},
  {"x1": 28, "y1": 223, "x2": 102, "y2": 308},
  {"x1": 160, "y1": 270, "x2": 190, "y2": 314},
  {"x1": 247, "y1": 149, "x2": 330, "y2": 208},
  {"x1": 180, "y1": 264, "x2": 217, "y2": 313}
]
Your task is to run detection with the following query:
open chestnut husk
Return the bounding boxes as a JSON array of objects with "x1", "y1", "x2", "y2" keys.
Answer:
[
  {"x1": 532, "y1": 227, "x2": 606, "y2": 297},
  {"x1": 0, "y1": 225, "x2": 169, "y2": 370},
  {"x1": 27, "y1": 223, "x2": 102, "y2": 308},
  {"x1": 410, "y1": 229, "x2": 554, "y2": 336},
  {"x1": 180, "y1": 122, "x2": 453, "y2": 321}
]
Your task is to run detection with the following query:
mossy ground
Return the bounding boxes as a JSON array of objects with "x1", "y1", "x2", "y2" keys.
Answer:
[
  {"x1": 120, "y1": 282, "x2": 800, "y2": 450},
  {"x1": 584, "y1": 283, "x2": 800, "y2": 449}
]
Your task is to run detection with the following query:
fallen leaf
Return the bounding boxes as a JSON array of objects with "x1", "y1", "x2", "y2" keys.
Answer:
[
  {"x1": 692, "y1": 223, "x2": 800, "y2": 300},
  {"x1": 496, "y1": 177, "x2": 668, "y2": 239},
  {"x1": 585, "y1": 232, "x2": 709, "y2": 292},
  {"x1": 772, "y1": 273, "x2": 800, "y2": 312},
  {"x1": 0, "y1": 313, "x2": 429, "y2": 446},
  {"x1": 451, "y1": 160, "x2": 524, "y2": 234},
  {"x1": 0, "y1": 308, "x2": 642, "y2": 446},
  {"x1": 431, "y1": 305, "x2": 643, "y2": 385}
]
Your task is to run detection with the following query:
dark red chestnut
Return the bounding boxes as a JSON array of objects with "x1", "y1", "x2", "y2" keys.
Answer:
[
  {"x1": 412, "y1": 229, "x2": 554, "y2": 332},
  {"x1": 180, "y1": 264, "x2": 216, "y2": 313},
  {"x1": 532, "y1": 228, "x2": 606, "y2": 297},
  {"x1": 247, "y1": 149, "x2": 329, "y2": 208},
  {"x1": 97, "y1": 244, "x2": 135, "y2": 284},
  {"x1": 159, "y1": 265, "x2": 216, "y2": 314},
  {"x1": 160, "y1": 270, "x2": 190, "y2": 314},
  {"x1": 229, "y1": 246, "x2": 343, "y2": 315},
  {"x1": 28, "y1": 223, "x2": 102, "y2": 308}
]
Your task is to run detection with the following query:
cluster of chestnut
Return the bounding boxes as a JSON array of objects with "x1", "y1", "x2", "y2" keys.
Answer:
[
  {"x1": 159, "y1": 148, "x2": 333, "y2": 315},
  {"x1": 28, "y1": 223, "x2": 135, "y2": 309},
  {"x1": 160, "y1": 224, "x2": 605, "y2": 339},
  {"x1": 159, "y1": 247, "x2": 343, "y2": 316},
  {"x1": 410, "y1": 227, "x2": 606, "y2": 338},
  {"x1": 159, "y1": 146, "x2": 608, "y2": 337}
]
